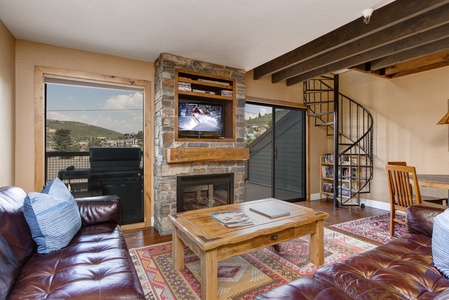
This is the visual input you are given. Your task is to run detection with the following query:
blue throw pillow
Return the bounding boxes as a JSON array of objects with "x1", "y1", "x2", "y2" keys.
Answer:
[
  {"x1": 23, "y1": 178, "x2": 81, "y2": 254},
  {"x1": 433, "y1": 209, "x2": 449, "y2": 278}
]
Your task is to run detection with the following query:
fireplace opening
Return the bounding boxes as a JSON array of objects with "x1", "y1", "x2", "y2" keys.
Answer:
[{"x1": 177, "y1": 173, "x2": 234, "y2": 212}]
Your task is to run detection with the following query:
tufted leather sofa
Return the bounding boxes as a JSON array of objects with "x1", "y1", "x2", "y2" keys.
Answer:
[
  {"x1": 0, "y1": 186, "x2": 144, "y2": 300},
  {"x1": 256, "y1": 204, "x2": 449, "y2": 300}
]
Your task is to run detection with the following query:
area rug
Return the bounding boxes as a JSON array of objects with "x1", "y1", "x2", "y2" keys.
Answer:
[
  {"x1": 330, "y1": 213, "x2": 406, "y2": 245},
  {"x1": 130, "y1": 228, "x2": 376, "y2": 300}
]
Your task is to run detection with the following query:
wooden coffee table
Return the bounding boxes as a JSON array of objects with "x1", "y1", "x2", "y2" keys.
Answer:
[{"x1": 168, "y1": 198, "x2": 329, "y2": 300}]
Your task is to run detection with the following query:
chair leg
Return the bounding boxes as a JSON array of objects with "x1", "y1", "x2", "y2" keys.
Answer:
[{"x1": 390, "y1": 209, "x2": 395, "y2": 237}]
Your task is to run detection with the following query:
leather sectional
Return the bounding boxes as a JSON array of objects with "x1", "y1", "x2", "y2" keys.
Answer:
[
  {"x1": 0, "y1": 186, "x2": 144, "y2": 299},
  {"x1": 256, "y1": 205, "x2": 449, "y2": 300}
]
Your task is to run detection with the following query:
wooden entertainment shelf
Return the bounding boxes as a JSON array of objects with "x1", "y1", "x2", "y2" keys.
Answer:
[{"x1": 175, "y1": 70, "x2": 236, "y2": 142}]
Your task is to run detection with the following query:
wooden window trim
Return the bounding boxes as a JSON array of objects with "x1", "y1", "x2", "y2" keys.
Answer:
[{"x1": 34, "y1": 66, "x2": 152, "y2": 229}]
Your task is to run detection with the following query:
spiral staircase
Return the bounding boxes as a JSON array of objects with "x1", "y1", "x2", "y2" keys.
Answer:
[{"x1": 304, "y1": 75, "x2": 373, "y2": 207}]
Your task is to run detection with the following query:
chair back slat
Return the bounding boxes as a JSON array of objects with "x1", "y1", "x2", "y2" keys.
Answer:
[{"x1": 386, "y1": 164, "x2": 422, "y2": 209}]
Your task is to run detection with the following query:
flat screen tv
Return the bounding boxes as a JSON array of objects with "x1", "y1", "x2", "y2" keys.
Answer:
[{"x1": 178, "y1": 101, "x2": 223, "y2": 138}]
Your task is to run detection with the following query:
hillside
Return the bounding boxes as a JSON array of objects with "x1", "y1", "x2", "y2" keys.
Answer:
[
  {"x1": 244, "y1": 110, "x2": 288, "y2": 129},
  {"x1": 47, "y1": 120, "x2": 123, "y2": 141}
]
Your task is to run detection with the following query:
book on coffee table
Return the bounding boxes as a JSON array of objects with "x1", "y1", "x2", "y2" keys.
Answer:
[
  {"x1": 249, "y1": 206, "x2": 290, "y2": 218},
  {"x1": 211, "y1": 211, "x2": 253, "y2": 227}
]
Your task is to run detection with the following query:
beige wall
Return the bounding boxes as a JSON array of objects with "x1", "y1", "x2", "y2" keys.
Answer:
[
  {"x1": 340, "y1": 68, "x2": 449, "y2": 203},
  {"x1": 246, "y1": 70, "x2": 302, "y2": 101},
  {"x1": 0, "y1": 20, "x2": 15, "y2": 186},
  {"x1": 15, "y1": 40, "x2": 154, "y2": 192}
]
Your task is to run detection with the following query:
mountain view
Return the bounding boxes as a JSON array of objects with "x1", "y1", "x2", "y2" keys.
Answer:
[{"x1": 47, "y1": 120, "x2": 123, "y2": 141}]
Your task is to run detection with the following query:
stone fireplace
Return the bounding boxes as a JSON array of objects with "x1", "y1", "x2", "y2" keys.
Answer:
[{"x1": 153, "y1": 53, "x2": 247, "y2": 235}]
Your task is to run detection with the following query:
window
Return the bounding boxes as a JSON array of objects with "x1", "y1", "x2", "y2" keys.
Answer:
[
  {"x1": 44, "y1": 80, "x2": 145, "y2": 224},
  {"x1": 34, "y1": 66, "x2": 152, "y2": 228}
]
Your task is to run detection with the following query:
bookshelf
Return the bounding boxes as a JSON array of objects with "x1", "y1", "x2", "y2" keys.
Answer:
[{"x1": 320, "y1": 154, "x2": 368, "y2": 203}]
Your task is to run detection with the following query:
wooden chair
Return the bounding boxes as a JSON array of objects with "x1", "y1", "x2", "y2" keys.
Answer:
[
  {"x1": 387, "y1": 161, "x2": 447, "y2": 206},
  {"x1": 386, "y1": 164, "x2": 421, "y2": 236}
]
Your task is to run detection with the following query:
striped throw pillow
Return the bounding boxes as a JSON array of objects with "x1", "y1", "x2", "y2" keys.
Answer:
[
  {"x1": 23, "y1": 178, "x2": 81, "y2": 254},
  {"x1": 433, "y1": 208, "x2": 449, "y2": 278}
]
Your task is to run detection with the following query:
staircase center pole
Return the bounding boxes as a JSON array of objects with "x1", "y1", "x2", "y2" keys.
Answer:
[{"x1": 333, "y1": 74, "x2": 339, "y2": 208}]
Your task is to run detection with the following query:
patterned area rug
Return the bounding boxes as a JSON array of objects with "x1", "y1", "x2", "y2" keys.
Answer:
[
  {"x1": 130, "y1": 228, "x2": 376, "y2": 300},
  {"x1": 330, "y1": 213, "x2": 406, "y2": 245}
]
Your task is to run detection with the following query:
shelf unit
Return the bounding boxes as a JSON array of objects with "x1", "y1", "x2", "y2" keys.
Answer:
[
  {"x1": 320, "y1": 154, "x2": 369, "y2": 204},
  {"x1": 175, "y1": 70, "x2": 236, "y2": 142}
]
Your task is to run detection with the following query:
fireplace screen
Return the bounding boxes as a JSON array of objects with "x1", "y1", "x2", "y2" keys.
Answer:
[{"x1": 177, "y1": 173, "x2": 234, "y2": 212}]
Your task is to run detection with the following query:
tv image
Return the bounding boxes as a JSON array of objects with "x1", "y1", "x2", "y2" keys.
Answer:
[{"x1": 178, "y1": 102, "x2": 223, "y2": 138}]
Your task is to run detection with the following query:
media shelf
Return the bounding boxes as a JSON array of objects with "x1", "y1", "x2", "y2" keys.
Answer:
[{"x1": 175, "y1": 70, "x2": 236, "y2": 142}]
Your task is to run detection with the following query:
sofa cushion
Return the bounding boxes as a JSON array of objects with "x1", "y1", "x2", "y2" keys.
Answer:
[
  {"x1": 0, "y1": 235, "x2": 20, "y2": 300},
  {"x1": 0, "y1": 186, "x2": 35, "y2": 266},
  {"x1": 313, "y1": 234, "x2": 449, "y2": 299},
  {"x1": 8, "y1": 223, "x2": 144, "y2": 299},
  {"x1": 23, "y1": 178, "x2": 81, "y2": 254},
  {"x1": 433, "y1": 209, "x2": 449, "y2": 278}
]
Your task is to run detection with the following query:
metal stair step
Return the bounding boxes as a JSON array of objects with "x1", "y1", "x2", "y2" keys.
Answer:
[
  {"x1": 304, "y1": 100, "x2": 334, "y2": 105},
  {"x1": 316, "y1": 122, "x2": 334, "y2": 126},
  {"x1": 304, "y1": 89, "x2": 333, "y2": 93},
  {"x1": 308, "y1": 111, "x2": 333, "y2": 117}
]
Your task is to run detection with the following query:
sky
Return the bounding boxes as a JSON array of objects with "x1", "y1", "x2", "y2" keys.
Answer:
[
  {"x1": 46, "y1": 84, "x2": 143, "y2": 134},
  {"x1": 245, "y1": 103, "x2": 271, "y2": 120}
]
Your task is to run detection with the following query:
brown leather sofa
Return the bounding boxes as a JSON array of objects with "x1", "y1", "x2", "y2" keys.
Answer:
[
  {"x1": 256, "y1": 205, "x2": 449, "y2": 300},
  {"x1": 0, "y1": 186, "x2": 145, "y2": 300}
]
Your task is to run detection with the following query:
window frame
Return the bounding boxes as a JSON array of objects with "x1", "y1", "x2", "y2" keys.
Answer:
[{"x1": 34, "y1": 66, "x2": 152, "y2": 229}]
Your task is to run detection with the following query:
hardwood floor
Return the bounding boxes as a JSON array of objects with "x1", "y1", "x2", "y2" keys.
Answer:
[{"x1": 123, "y1": 198, "x2": 388, "y2": 249}]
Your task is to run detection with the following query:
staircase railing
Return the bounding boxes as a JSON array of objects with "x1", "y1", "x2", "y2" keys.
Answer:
[{"x1": 304, "y1": 75, "x2": 373, "y2": 206}]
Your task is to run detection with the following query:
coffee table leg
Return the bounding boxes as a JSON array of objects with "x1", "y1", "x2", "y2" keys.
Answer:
[
  {"x1": 309, "y1": 219, "x2": 325, "y2": 266},
  {"x1": 200, "y1": 249, "x2": 218, "y2": 300},
  {"x1": 172, "y1": 226, "x2": 185, "y2": 270}
]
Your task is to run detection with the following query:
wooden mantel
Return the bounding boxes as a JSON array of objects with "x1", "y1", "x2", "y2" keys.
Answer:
[{"x1": 166, "y1": 147, "x2": 250, "y2": 163}]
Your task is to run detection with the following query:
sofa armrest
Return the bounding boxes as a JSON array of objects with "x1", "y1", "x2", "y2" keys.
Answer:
[
  {"x1": 75, "y1": 195, "x2": 121, "y2": 226},
  {"x1": 406, "y1": 204, "x2": 446, "y2": 237}
]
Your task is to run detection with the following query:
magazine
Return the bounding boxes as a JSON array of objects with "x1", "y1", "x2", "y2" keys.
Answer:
[{"x1": 211, "y1": 211, "x2": 253, "y2": 227}]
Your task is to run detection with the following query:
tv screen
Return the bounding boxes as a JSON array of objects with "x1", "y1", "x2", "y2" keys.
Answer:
[{"x1": 178, "y1": 102, "x2": 223, "y2": 138}]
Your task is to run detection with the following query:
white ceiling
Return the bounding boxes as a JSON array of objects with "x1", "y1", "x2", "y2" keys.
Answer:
[{"x1": 0, "y1": 0, "x2": 394, "y2": 71}]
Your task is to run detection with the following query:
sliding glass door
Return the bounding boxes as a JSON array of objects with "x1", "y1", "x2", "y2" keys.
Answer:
[
  {"x1": 245, "y1": 103, "x2": 306, "y2": 201},
  {"x1": 273, "y1": 108, "x2": 306, "y2": 200}
]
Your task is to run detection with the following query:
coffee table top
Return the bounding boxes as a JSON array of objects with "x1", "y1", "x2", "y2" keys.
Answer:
[{"x1": 169, "y1": 198, "x2": 328, "y2": 251}]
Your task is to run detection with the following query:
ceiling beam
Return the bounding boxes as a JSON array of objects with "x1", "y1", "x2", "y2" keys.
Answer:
[
  {"x1": 274, "y1": 4, "x2": 449, "y2": 83},
  {"x1": 371, "y1": 37, "x2": 449, "y2": 70},
  {"x1": 388, "y1": 59, "x2": 449, "y2": 78},
  {"x1": 384, "y1": 49, "x2": 449, "y2": 76},
  {"x1": 253, "y1": 0, "x2": 449, "y2": 80},
  {"x1": 285, "y1": 23, "x2": 449, "y2": 86}
]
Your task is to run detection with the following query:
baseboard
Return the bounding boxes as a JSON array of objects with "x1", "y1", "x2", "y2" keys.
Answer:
[
  {"x1": 309, "y1": 193, "x2": 390, "y2": 211},
  {"x1": 310, "y1": 193, "x2": 322, "y2": 201},
  {"x1": 360, "y1": 198, "x2": 390, "y2": 211}
]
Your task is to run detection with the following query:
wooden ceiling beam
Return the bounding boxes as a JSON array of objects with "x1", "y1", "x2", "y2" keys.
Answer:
[
  {"x1": 388, "y1": 60, "x2": 449, "y2": 78},
  {"x1": 384, "y1": 49, "x2": 449, "y2": 76},
  {"x1": 285, "y1": 23, "x2": 449, "y2": 86},
  {"x1": 274, "y1": 4, "x2": 449, "y2": 83},
  {"x1": 371, "y1": 37, "x2": 449, "y2": 71},
  {"x1": 253, "y1": 0, "x2": 449, "y2": 80}
]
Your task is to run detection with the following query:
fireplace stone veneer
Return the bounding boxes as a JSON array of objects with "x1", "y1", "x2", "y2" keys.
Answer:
[{"x1": 154, "y1": 53, "x2": 247, "y2": 235}]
